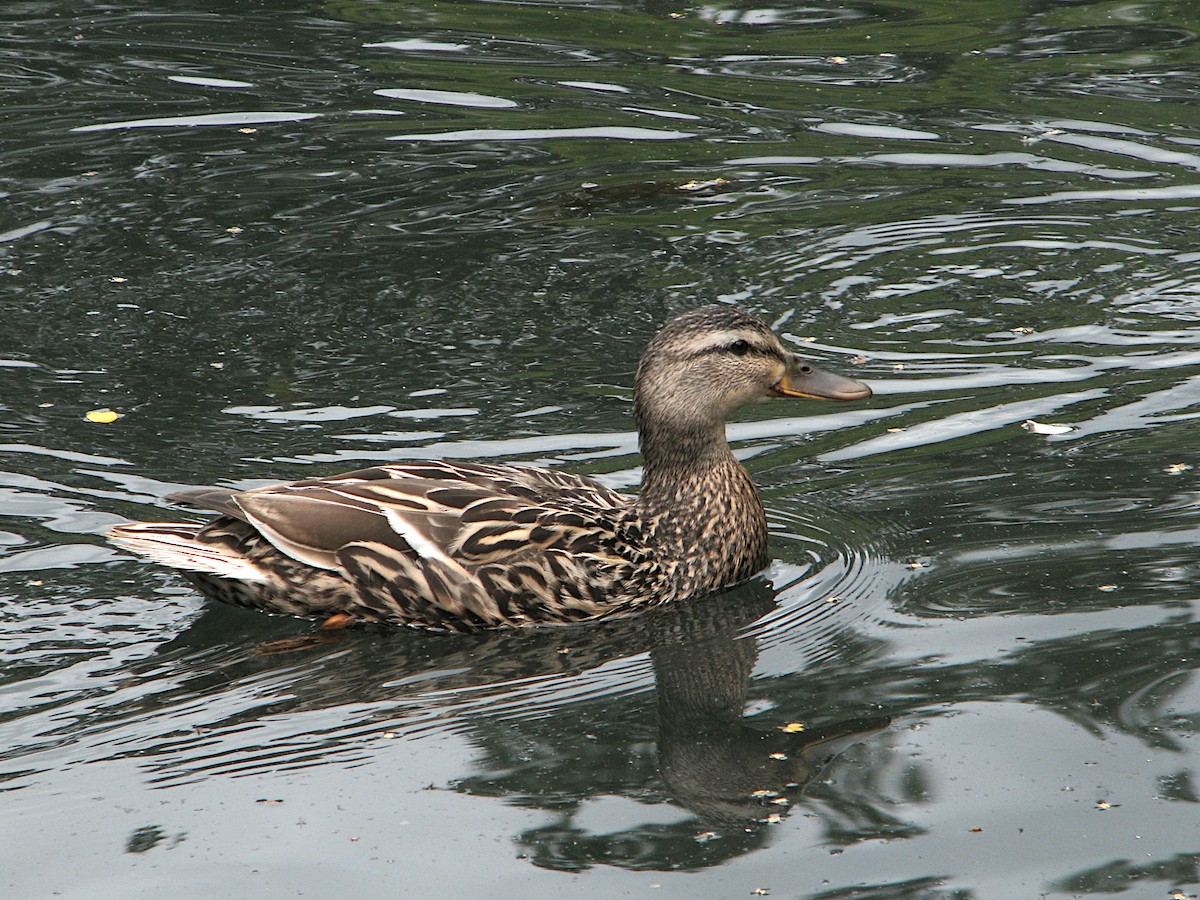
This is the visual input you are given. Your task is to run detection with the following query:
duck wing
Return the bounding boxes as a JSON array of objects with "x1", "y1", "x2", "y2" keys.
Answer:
[{"x1": 171, "y1": 462, "x2": 639, "y2": 628}]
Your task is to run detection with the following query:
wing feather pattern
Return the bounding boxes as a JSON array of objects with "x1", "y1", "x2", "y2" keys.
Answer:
[{"x1": 163, "y1": 460, "x2": 639, "y2": 628}]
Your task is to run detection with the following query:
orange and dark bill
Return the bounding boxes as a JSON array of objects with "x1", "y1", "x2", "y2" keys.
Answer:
[{"x1": 773, "y1": 356, "x2": 872, "y2": 401}]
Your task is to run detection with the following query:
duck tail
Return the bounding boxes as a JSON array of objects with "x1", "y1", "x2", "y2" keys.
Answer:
[{"x1": 108, "y1": 523, "x2": 268, "y2": 584}]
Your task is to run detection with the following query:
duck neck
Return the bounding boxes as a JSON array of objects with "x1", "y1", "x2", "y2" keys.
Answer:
[
  {"x1": 638, "y1": 422, "x2": 734, "y2": 501},
  {"x1": 635, "y1": 421, "x2": 769, "y2": 595}
]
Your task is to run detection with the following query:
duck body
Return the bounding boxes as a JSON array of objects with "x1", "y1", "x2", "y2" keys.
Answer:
[{"x1": 109, "y1": 307, "x2": 870, "y2": 631}]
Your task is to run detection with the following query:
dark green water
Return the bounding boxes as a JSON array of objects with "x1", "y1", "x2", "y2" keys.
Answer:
[{"x1": 3, "y1": 1, "x2": 1200, "y2": 896}]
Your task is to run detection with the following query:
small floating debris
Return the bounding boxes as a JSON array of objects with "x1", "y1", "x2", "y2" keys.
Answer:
[
  {"x1": 780, "y1": 721, "x2": 806, "y2": 734},
  {"x1": 256, "y1": 798, "x2": 284, "y2": 805},
  {"x1": 85, "y1": 408, "x2": 122, "y2": 423},
  {"x1": 768, "y1": 752, "x2": 788, "y2": 760},
  {"x1": 1097, "y1": 584, "x2": 1117, "y2": 593},
  {"x1": 1095, "y1": 800, "x2": 1118, "y2": 810},
  {"x1": 109, "y1": 276, "x2": 128, "y2": 283},
  {"x1": 1022, "y1": 420, "x2": 1072, "y2": 436},
  {"x1": 969, "y1": 826, "x2": 983, "y2": 833},
  {"x1": 1021, "y1": 128, "x2": 1066, "y2": 145},
  {"x1": 1165, "y1": 463, "x2": 1192, "y2": 475},
  {"x1": 826, "y1": 56, "x2": 848, "y2": 65},
  {"x1": 676, "y1": 177, "x2": 728, "y2": 192},
  {"x1": 750, "y1": 789, "x2": 777, "y2": 798},
  {"x1": 1010, "y1": 326, "x2": 1034, "y2": 334}
]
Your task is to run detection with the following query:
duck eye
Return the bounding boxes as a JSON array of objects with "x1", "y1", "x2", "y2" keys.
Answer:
[{"x1": 728, "y1": 340, "x2": 751, "y2": 356}]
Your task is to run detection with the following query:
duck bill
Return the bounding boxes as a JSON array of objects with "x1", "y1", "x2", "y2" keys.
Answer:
[{"x1": 773, "y1": 358, "x2": 872, "y2": 401}]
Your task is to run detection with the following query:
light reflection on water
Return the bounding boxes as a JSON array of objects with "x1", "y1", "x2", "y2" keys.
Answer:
[{"x1": 3, "y1": 0, "x2": 1200, "y2": 896}]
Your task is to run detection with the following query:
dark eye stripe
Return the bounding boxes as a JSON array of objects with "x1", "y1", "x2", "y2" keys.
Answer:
[{"x1": 685, "y1": 337, "x2": 784, "y2": 361}]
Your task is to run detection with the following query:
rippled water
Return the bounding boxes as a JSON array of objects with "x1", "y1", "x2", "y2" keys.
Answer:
[{"x1": 3, "y1": 1, "x2": 1200, "y2": 897}]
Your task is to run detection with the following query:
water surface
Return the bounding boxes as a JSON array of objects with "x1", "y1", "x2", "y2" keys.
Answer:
[{"x1": 3, "y1": 1, "x2": 1200, "y2": 897}]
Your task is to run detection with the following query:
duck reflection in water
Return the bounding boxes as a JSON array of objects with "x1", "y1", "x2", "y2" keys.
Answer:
[
  {"x1": 446, "y1": 581, "x2": 890, "y2": 871},
  {"x1": 138, "y1": 577, "x2": 888, "y2": 872}
]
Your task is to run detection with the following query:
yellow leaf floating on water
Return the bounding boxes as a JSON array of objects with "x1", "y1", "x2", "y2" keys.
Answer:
[
  {"x1": 780, "y1": 722, "x2": 805, "y2": 733},
  {"x1": 85, "y1": 408, "x2": 122, "y2": 423}
]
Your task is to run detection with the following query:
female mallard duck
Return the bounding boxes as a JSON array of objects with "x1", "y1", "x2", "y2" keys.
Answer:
[{"x1": 109, "y1": 307, "x2": 871, "y2": 632}]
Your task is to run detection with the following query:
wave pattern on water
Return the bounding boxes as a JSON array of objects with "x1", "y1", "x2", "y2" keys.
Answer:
[{"x1": 3, "y1": 0, "x2": 1200, "y2": 893}]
